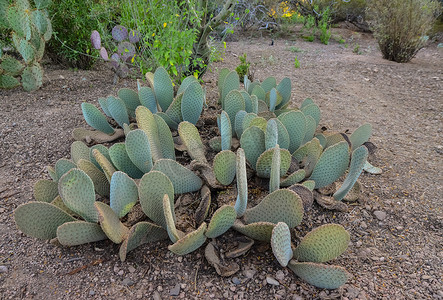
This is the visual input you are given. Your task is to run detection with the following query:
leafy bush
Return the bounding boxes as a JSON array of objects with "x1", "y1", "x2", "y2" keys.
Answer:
[
  {"x1": 367, "y1": 0, "x2": 442, "y2": 63},
  {"x1": 235, "y1": 53, "x2": 250, "y2": 82},
  {"x1": 47, "y1": 0, "x2": 119, "y2": 69}
]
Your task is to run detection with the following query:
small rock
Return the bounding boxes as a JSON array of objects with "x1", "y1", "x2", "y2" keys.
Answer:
[
  {"x1": 275, "y1": 270, "x2": 285, "y2": 281},
  {"x1": 153, "y1": 291, "x2": 161, "y2": 300},
  {"x1": 244, "y1": 269, "x2": 256, "y2": 279},
  {"x1": 114, "y1": 265, "x2": 120, "y2": 273},
  {"x1": 0, "y1": 266, "x2": 8, "y2": 273},
  {"x1": 373, "y1": 210, "x2": 387, "y2": 221},
  {"x1": 170, "y1": 283, "x2": 181, "y2": 296},
  {"x1": 118, "y1": 270, "x2": 124, "y2": 276},
  {"x1": 122, "y1": 278, "x2": 134, "y2": 286},
  {"x1": 266, "y1": 276, "x2": 280, "y2": 286},
  {"x1": 232, "y1": 277, "x2": 241, "y2": 285},
  {"x1": 128, "y1": 266, "x2": 136, "y2": 273},
  {"x1": 356, "y1": 241, "x2": 362, "y2": 247},
  {"x1": 89, "y1": 290, "x2": 95, "y2": 296},
  {"x1": 360, "y1": 221, "x2": 368, "y2": 229},
  {"x1": 422, "y1": 275, "x2": 432, "y2": 280}
]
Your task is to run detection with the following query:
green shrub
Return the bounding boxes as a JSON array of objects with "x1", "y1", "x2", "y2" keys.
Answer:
[
  {"x1": 235, "y1": 53, "x2": 250, "y2": 82},
  {"x1": 47, "y1": 0, "x2": 119, "y2": 69},
  {"x1": 367, "y1": 0, "x2": 442, "y2": 63}
]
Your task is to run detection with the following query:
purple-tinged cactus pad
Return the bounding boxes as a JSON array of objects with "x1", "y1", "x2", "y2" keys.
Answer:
[
  {"x1": 99, "y1": 47, "x2": 108, "y2": 61},
  {"x1": 91, "y1": 30, "x2": 101, "y2": 50},
  {"x1": 118, "y1": 42, "x2": 136, "y2": 62},
  {"x1": 128, "y1": 30, "x2": 140, "y2": 43},
  {"x1": 112, "y1": 25, "x2": 128, "y2": 42}
]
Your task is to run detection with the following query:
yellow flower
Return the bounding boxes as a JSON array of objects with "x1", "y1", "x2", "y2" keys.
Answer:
[
  {"x1": 152, "y1": 33, "x2": 155, "y2": 37},
  {"x1": 163, "y1": 22, "x2": 167, "y2": 28}
]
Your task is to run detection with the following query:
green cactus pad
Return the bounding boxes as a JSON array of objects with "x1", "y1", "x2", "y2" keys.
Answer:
[
  {"x1": 70, "y1": 141, "x2": 90, "y2": 164},
  {"x1": 350, "y1": 123, "x2": 372, "y2": 151},
  {"x1": 90, "y1": 144, "x2": 111, "y2": 170},
  {"x1": 240, "y1": 126, "x2": 265, "y2": 169},
  {"x1": 0, "y1": 1, "x2": 8, "y2": 28},
  {"x1": 57, "y1": 221, "x2": 107, "y2": 246},
  {"x1": 234, "y1": 110, "x2": 247, "y2": 138},
  {"x1": 8, "y1": 6, "x2": 31, "y2": 40},
  {"x1": 265, "y1": 119, "x2": 278, "y2": 150},
  {"x1": 220, "y1": 110, "x2": 232, "y2": 151},
  {"x1": 153, "y1": 67, "x2": 174, "y2": 111},
  {"x1": 138, "y1": 87, "x2": 157, "y2": 113},
  {"x1": 208, "y1": 136, "x2": 222, "y2": 152},
  {"x1": 268, "y1": 88, "x2": 278, "y2": 112},
  {"x1": 136, "y1": 106, "x2": 163, "y2": 161},
  {"x1": 106, "y1": 96, "x2": 130, "y2": 127},
  {"x1": 109, "y1": 143, "x2": 144, "y2": 179},
  {"x1": 139, "y1": 171, "x2": 175, "y2": 229},
  {"x1": 30, "y1": 9, "x2": 49, "y2": 35},
  {"x1": 72, "y1": 128, "x2": 124, "y2": 144},
  {"x1": 95, "y1": 202, "x2": 129, "y2": 244},
  {"x1": 178, "y1": 121, "x2": 207, "y2": 163},
  {"x1": 163, "y1": 194, "x2": 180, "y2": 243},
  {"x1": 224, "y1": 90, "x2": 245, "y2": 133},
  {"x1": 269, "y1": 145, "x2": 281, "y2": 193},
  {"x1": 244, "y1": 189, "x2": 304, "y2": 228},
  {"x1": 118, "y1": 88, "x2": 140, "y2": 114},
  {"x1": 0, "y1": 55, "x2": 24, "y2": 76},
  {"x1": 257, "y1": 111, "x2": 277, "y2": 120},
  {"x1": 235, "y1": 148, "x2": 248, "y2": 216},
  {"x1": 280, "y1": 169, "x2": 306, "y2": 187},
  {"x1": 51, "y1": 196, "x2": 77, "y2": 216},
  {"x1": 293, "y1": 224, "x2": 350, "y2": 262},
  {"x1": 256, "y1": 147, "x2": 291, "y2": 178},
  {"x1": 251, "y1": 85, "x2": 266, "y2": 101},
  {"x1": 241, "y1": 112, "x2": 258, "y2": 131},
  {"x1": 34, "y1": 0, "x2": 52, "y2": 10},
  {"x1": 153, "y1": 159, "x2": 202, "y2": 194},
  {"x1": 217, "y1": 68, "x2": 230, "y2": 96},
  {"x1": 315, "y1": 133, "x2": 327, "y2": 149},
  {"x1": 274, "y1": 118, "x2": 290, "y2": 150},
  {"x1": 177, "y1": 75, "x2": 198, "y2": 95},
  {"x1": 248, "y1": 117, "x2": 267, "y2": 131},
  {"x1": 81, "y1": 103, "x2": 114, "y2": 134},
  {"x1": 292, "y1": 138, "x2": 323, "y2": 177},
  {"x1": 110, "y1": 171, "x2": 138, "y2": 218},
  {"x1": 232, "y1": 220, "x2": 275, "y2": 242},
  {"x1": 14, "y1": 201, "x2": 75, "y2": 240},
  {"x1": 251, "y1": 95, "x2": 259, "y2": 114},
  {"x1": 261, "y1": 76, "x2": 277, "y2": 93},
  {"x1": 165, "y1": 93, "x2": 184, "y2": 124},
  {"x1": 34, "y1": 179, "x2": 58, "y2": 202},
  {"x1": 363, "y1": 160, "x2": 382, "y2": 174},
  {"x1": 303, "y1": 115, "x2": 317, "y2": 144},
  {"x1": 334, "y1": 146, "x2": 368, "y2": 201},
  {"x1": 271, "y1": 222, "x2": 293, "y2": 267},
  {"x1": 275, "y1": 78, "x2": 292, "y2": 109},
  {"x1": 213, "y1": 150, "x2": 236, "y2": 185},
  {"x1": 46, "y1": 165, "x2": 57, "y2": 181},
  {"x1": 287, "y1": 184, "x2": 314, "y2": 210},
  {"x1": 154, "y1": 114, "x2": 176, "y2": 160},
  {"x1": 205, "y1": 205, "x2": 237, "y2": 238},
  {"x1": 55, "y1": 158, "x2": 77, "y2": 182},
  {"x1": 58, "y1": 168, "x2": 98, "y2": 223},
  {"x1": 21, "y1": 63, "x2": 43, "y2": 91},
  {"x1": 240, "y1": 91, "x2": 252, "y2": 113},
  {"x1": 221, "y1": 71, "x2": 239, "y2": 105},
  {"x1": 278, "y1": 111, "x2": 306, "y2": 153},
  {"x1": 301, "y1": 98, "x2": 314, "y2": 108},
  {"x1": 309, "y1": 141, "x2": 350, "y2": 189},
  {"x1": 288, "y1": 261, "x2": 350, "y2": 289},
  {"x1": 125, "y1": 129, "x2": 153, "y2": 173},
  {"x1": 325, "y1": 133, "x2": 346, "y2": 149},
  {"x1": 0, "y1": 74, "x2": 20, "y2": 89},
  {"x1": 181, "y1": 81, "x2": 204, "y2": 125},
  {"x1": 76, "y1": 159, "x2": 110, "y2": 197},
  {"x1": 119, "y1": 221, "x2": 168, "y2": 261},
  {"x1": 156, "y1": 112, "x2": 179, "y2": 130},
  {"x1": 301, "y1": 180, "x2": 316, "y2": 191},
  {"x1": 301, "y1": 103, "x2": 321, "y2": 127},
  {"x1": 168, "y1": 222, "x2": 207, "y2": 255}
]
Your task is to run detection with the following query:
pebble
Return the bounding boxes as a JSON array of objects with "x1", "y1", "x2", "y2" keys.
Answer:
[
  {"x1": 89, "y1": 290, "x2": 95, "y2": 296},
  {"x1": 244, "y1": 269, "x2": 256, "y2": 279},
  {"x1": 356, "y1": 241, "x2": 363, "y2": 247},
  {"x1": 275, "y1": 270, "x2": 285, "y2": 281},
  {"x1": 360, "y1": 221, "x2": 368, "y2": 229},
  {"x1": 153, "y1": 291, "x2": 161, "y2": 300},
  {"x1": 373, "y1": 210, "x2": 387, "y2": 221},
  {"x1": 170, "y1": 283, "x2": 181, "y2": 296},
  {"x1": 128, "y1": 266, "x2": 136, "y2": 273},
  {"x1": 266, "y1": 276, "x2": 280, "y2": 286},
  {"x1": 122, "y1": 278, "x2": 134, "y2": 286},
  {"x1": 118, "y1": 270, "x2": 124, "y2": 276},
  {"x1": 0, "y1": 266, "x2": 8, "y2": 273},
  {"x1": 232, "y1": 277, "x2": 241, "y2": 285}
]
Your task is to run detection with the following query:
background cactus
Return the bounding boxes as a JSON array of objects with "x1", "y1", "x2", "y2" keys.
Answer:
[{"x1": 0, "y1": 0, "x2": 52, "y2": 91}]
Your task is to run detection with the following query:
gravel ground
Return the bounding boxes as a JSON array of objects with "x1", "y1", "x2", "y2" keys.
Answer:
[{"x1": 0, "y1": 27, "x2": 442, "y2": 299}]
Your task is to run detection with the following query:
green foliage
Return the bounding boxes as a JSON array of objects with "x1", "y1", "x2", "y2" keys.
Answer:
[
  {"x1": 294, "y1": 56, "x2": 300, "y2": 68},
  {"x1": 367, "y1": 0, "x2": 442, "y2": 62},
  {"x1": 235, "y1": 53, "x2": 250, "y2": 83}
]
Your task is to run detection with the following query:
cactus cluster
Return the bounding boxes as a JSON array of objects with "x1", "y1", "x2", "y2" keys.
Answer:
[
  {"x1": 14, "y1": 68, "x2": 382, "y2": 290},
  {"x1": 75, "y1": 66, "x2": 205, "y2": 143},
  {"x1": 0, "y1": 0, "x2": 52, "y2": 91},
  {"x1": 91, "y1": 25, "x2": 140, "y2": 80}
]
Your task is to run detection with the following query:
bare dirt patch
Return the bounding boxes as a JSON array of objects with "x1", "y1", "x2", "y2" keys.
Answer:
[{"x1": 1, "y1": 28, "x2": 442, "y2": 299}]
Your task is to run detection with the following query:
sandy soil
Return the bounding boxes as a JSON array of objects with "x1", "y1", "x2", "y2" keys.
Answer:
[{"x1": 0, "y1": 27, "x2": 442, "y2": 299}]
